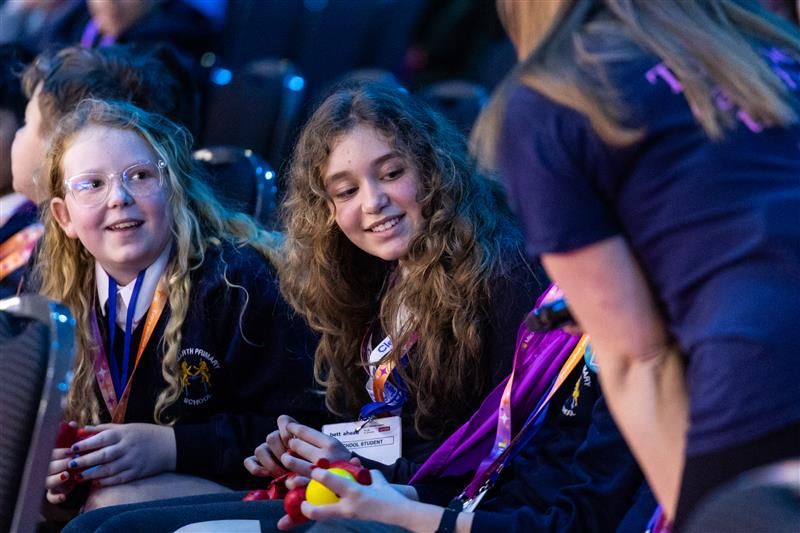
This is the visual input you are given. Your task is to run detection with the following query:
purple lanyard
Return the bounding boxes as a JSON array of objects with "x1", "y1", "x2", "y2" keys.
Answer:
[
  {"x1": 471, "y1": 325, "x2": 536, "y2": 480},
  {"x1": 646, "y1": 506, "x2": 672, "y2": 533},
  {"x1": 107, "y1": 270, "x2": 146, "y2": 398},
  {"x1": 80, "y1": 20, "x2": 116, "y2": 48},
  {"x1": 459, "y1": 334, "x2": 590, "y2": 503}
]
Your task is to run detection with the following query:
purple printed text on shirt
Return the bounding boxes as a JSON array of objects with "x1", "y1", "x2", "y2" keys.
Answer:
[{"x1": 645, "y1": 48, "x2": 800, "y2": 134}]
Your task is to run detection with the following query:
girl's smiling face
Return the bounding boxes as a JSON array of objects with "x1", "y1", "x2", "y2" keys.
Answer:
[
  {"x1": 50, "y1": 125, "x2": 172, "y2": 284},
  {"x1": 324, "y1": 124, "x2": 424, "y2": 263}
]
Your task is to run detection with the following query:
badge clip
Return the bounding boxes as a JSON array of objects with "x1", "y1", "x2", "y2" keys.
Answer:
[{"x1": 354, "y1": 415, "x2": 374, "y2": 433}]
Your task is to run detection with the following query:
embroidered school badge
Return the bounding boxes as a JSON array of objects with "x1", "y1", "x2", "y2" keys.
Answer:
[
  {"x1": 179, "y1": 347, "x2": 219, "y2": 406},
  {"x1": 561, "y1": 376, "x2": 581, "y2": 417}
]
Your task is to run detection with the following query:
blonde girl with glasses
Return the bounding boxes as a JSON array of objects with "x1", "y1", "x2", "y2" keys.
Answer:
[{"x1": 38, "y1": 98, "x2": 323, "y2": 514}]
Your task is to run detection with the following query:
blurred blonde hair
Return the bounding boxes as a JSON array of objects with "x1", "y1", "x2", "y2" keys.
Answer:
[{"x1": 474, "y1": 0, "x2": 800, "y2": 166}]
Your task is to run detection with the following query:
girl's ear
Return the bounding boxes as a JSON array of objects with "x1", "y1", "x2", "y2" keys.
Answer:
[{"x1": 50, "y1": 198, "x2": 78, "y2": 239}]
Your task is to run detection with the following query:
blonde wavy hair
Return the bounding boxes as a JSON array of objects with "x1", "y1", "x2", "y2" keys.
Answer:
[
  {"x1": 37, "y1": 99, "x2": 282, "y2": 425},
  {"x1": 281, "y1": 82, "x2": 526, "y2": 438},
  {"x1": 473, "y1": 0, "x2": 800, "y2": 166}
]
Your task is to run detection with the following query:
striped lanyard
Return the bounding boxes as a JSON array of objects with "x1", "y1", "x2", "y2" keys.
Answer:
[
  {"x1": 359, "y1": 330, "x2": 417, "y2": 420},
  {"x1": 0, "y1": 223, "x2": 42, "y2": 281},
  {"x1": 456, "y1": 335, "x2": 591, "y2": 510},
  {"x1": 91, "y1": 276, "x2": 168, "y2": 423}
]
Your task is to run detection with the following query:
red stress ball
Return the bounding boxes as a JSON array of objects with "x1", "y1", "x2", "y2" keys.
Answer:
[
  {"x1": 283, "y1": 487, "x2": 307, "y2": 523},
  {"x1": 243, "y1": 459, "x2": 372, "y2": 526},
  {"x1": 54, "y1": 422, "x2": 96, "y2": 490}
]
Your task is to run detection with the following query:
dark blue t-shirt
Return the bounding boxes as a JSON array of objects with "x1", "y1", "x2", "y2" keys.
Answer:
[{"x1": 497, "y1": 46, "x2": 800, "y2": 455}]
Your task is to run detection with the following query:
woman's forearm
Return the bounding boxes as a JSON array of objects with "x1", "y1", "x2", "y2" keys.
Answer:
[
  {"x1": 541, "y1": 237, "x2": 689, "y2": 518},
  {"x1": 597, "y1": 344, "x2": 688, "y2": 518}
]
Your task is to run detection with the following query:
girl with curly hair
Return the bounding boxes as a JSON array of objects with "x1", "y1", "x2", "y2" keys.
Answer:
[
  {"x1": 39, "y1": 99, "x2": 323, "y2": 513},
  {"x1": 257, "y1": 80, "x2": 542, "y2": 482}
]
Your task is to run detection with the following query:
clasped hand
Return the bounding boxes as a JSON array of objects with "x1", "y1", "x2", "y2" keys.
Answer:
[
  {"x1": 46, "y1": 422, "x2": 176, "y2": 503},
  {"x1": 244, "y1": 414, "x2": 352, "y2": 478}
]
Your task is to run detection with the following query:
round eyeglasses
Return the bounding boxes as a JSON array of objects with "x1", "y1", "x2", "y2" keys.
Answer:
[{"x1": 64, "y1": 160, "x2": 167, "y2": 207}]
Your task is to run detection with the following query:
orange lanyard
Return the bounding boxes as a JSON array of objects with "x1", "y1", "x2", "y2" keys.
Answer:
[
  {"x1": 92, "y1": 278, "x2": 168, "y2": 423},
  {"x1": 0, "y1": 223, "x2": 42, "y2": 281}
]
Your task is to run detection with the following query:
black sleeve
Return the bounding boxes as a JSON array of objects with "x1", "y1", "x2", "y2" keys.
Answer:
[
  {"x1": 481, "y1": 257, "x2": 548, "y2": 386},
  {"x1": 172, "y1": 245, "x2": 328, "y2": 485}
]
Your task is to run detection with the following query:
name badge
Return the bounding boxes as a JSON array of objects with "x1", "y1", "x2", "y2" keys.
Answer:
[{"x1": 322, "y1": 416, "x2": 402, "y2": 465}]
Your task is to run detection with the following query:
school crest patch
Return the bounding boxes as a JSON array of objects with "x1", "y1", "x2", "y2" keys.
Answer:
[
  {"x1": 562, "y1": 365, "x2": 592, "y2": 417},
  {"x1": 179, "y1": 347, "x2": 220, "y2": 406}
]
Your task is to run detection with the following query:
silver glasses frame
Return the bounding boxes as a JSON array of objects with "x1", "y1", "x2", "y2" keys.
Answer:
[{"x1": 63, "y1": 159, "x2": 167, "y2": 207}]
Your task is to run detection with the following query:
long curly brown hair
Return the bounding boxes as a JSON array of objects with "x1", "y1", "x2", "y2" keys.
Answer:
[{"x1": 281, "y1": 82, "x2": 526, "y2": 438}]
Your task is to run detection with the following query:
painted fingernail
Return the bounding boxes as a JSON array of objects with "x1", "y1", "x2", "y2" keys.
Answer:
[
  {"x1": 60, "y1": 472, "x2": 68, "y2": 480},
  {"x1": 71, "y1": 445, "x2": 80, "y2": 452},
  {"x1": 82, "y1": 466, "x2": 100, "y2": 475},
  {"x1": 68, "y1": 460, "x2": 78, "y2": 469}
]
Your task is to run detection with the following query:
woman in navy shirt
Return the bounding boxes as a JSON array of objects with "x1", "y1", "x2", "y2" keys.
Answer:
[{"x1": 473, "y1": 0, "x2": 800, "y2": 528}]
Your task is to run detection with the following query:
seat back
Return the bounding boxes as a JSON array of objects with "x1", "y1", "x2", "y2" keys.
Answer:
[
  {"x1": 0, "y1": 295, "x2": 75, "y2": 533},
  {"x1": 193, "y1": 146, "x2": 279, "y2": 228},
  {"x1": 416, "y1": 80, "x2": 490, "y2": 136},
  {"x1": 685, "y1": 460, "x2": 800, "y2": 533},
  {"x1": 202, "y1": 58, "x2": 306, "y2": 167}
]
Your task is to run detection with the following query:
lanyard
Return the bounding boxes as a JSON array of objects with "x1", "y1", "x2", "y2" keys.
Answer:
[
  {"x1": 107, "y1": 271, "x2": 146, "y2": 398},
  {"x1": 79, "y1": 19, "x2": 115, "y2": 48},
  {"x1": 358, "y1": 331, "x2": 416, "y2": 420},
  {"x1": 456, "y1": 335, "x2": 591, "y2": 509},
  {"x1": 474, "y1": 284, "x2": 565, "y2": 476},
  {"x1": 645, "y1": 506, "x2": 672, "y2": 533},
  {"x1": 370, "y1": 334, "x2": 396, "y2": 402},
  {"x1": 92, "y1": 276, "x2": 168, "y2": 423},
  {"x1": 0, "y1": 223, "x2": 42, "y2": 281}
]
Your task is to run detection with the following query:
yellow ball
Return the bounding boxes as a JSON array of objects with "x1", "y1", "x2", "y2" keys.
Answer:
[{"x1": 305, "y1": 467, "x2": 356, "y2": 505}]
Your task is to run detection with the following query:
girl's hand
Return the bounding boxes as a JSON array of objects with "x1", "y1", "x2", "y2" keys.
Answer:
[
  {"x1": 243, "y1": 414, "x2": 303, "y2": 478},
  {"x1": 279, "y1": 418, "x2": 352, "y2": 477},
  {"x1": 244, "y1": 429, "x2": 290, "y2": 478},
  {"x1": 45, "y1": 446, "x2": 78, "y2": 503},
  {"x1": 298, "y1": 469, "x2": 416, "y2": 527},
  {"x1": 275, "y1": 457, "x2": 369, "y2": 530},
  {"x1": 66, "y1": 423, "x2": 175, "y2": 486}
]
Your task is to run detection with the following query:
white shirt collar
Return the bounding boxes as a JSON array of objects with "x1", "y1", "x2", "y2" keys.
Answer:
[
  {"x1": 0, "y1": 192, "x2": 31, "y2": 226},
  {"x1": 96, "y1": 242, "x2": 171, "y2": 330}
]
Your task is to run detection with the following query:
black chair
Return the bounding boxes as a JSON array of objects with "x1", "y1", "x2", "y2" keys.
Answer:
[
  {"x1": 201, "y1": 58, "x2": 306, "y2": 168},
  {"x1": 416, "y1": 80, "x2": 490, "y2": 136},
  {"x1": 215, "y1": 0, "x2": 425, "y2": 92},
  {"x1": 193, "y1": 145, "x2": 279, "y2": 228},
  {"x1": 0, "y1": 295, "x2": 75, "y2": 533},
  {"x1": 685, "y1": 459, "x2": 800, "y2": 533}
]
